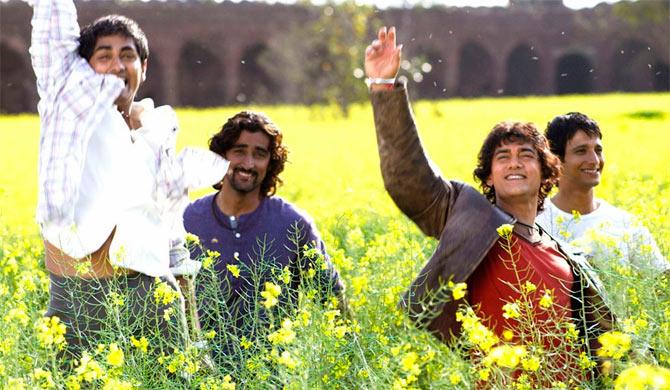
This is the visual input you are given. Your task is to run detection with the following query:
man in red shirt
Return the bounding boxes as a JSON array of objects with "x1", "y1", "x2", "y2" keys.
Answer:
[{"x1": 365, "y1": 26, "x2": 613, "y2": 381}]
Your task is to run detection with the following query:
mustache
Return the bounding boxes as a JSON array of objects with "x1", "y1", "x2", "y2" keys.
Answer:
[{"x1": 232, "y1": 167, "x2": 258, "y2": 176}]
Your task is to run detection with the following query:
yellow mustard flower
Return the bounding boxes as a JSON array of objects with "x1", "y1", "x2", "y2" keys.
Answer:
[
  {"x1": 75, "y1": 352, "x2": 104, "y2": 383},
  {"x1": 614, "y1": 364, "x2": 670, "y2": 390},
  {"x1": 497, "y1": 223, "x2": 514, "y2": 239},
  {"x1": 485, "y1": 345, "x2": 527, "y2": 369},
  {"x1": 33, "y1": 368, "x2": 55, "y2": 389},
  {"x1": 502, "y1": 302, "x2": 521, "y2": 319},
  {"x1": 106, "y1": 343, "x2": 124, "y2": 367},
  {"x1": 448, "y1": 281, "x2": 467, "y2": 300},
  {"x1": 153, "y1": 279, "x2": 180, "y2": 306},
  {"x1": 277, "y1": 350, "x2": 297, "y2": 369},
  {"x1": 130, "y1": 336, "x2": 149, "y2": 353},
  {"x1": 597, "y1": 331, "x2": 632, "y2": 360},
  {"x1": 260, "y1": 282, "x2": 282, "y2": 309},
  {"x1": 539, "y1": 290, "x2": 554, "y2": 309},
  {"x1": 226, "y1": 264, "x2": 241, "y2": 278},
  {"x1": 34, "y1": 316, "x2": 67, "y2": 350}
]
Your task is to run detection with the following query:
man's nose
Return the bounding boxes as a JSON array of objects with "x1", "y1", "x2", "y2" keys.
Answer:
[
  {"x1": 109, "y1": 55, "x2": 125, "y2": 75},
  {"x1": 240, "y1": 154, "x2": 255, "y2": 168},
  {"x1": 586, "y1": 150, "x2": 600, "y2": 165}
]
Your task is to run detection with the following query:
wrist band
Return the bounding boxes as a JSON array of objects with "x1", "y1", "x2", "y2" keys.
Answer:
[{"x1": 365, "y1": 77, "x2": 396, "y2": 88}]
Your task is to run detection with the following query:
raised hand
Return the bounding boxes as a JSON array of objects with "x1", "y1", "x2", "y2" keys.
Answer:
[{"x1": 364, "y1": 26, "x2": 402, "y2": 81}]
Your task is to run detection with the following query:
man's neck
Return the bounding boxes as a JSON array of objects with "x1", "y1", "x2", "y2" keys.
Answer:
[
  {"x1": 496, "y1": 197, "x2": 537, "y2": 226},
  {"x1": 215, "y1": 186, "x2": 262, "y2": 217},
  {"x1": 116, "y1": 103, "x2": 132, "y2": 128},
  {"x1": 551, "y1": 185, "x2": 597, "y2": 215}
]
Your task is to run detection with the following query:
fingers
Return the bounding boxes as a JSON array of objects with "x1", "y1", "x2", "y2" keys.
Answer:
[
  {"x1": 367, "y1": 26, "x2": 399, "y2": 59},
  {"x1": 371, "y1": 39, "x2": 382, "y2": 50},
  {"x1": 365, "y1": 45, "x2": 374, "y2": 58},
  {"x1": 377, "y1": 26, "x2": 387, "y2": 42}
]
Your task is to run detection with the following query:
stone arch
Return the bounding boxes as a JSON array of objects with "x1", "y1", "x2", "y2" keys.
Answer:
[
  {"x1": 457, "y1": 41, "x2": 495, "y2": 97},
  {"x1": 555, "y1": 52, "x2": 594, "y2": 94},
  {"x1": 137, "y1": 52, "x2": 165, "y2": 103},
  {"x1": 652, "y1": 61, "x2": 669, "y2": 91},
  {"x1": 611, "y1": 40, "x2": 656, "y2": 92},
  {"x1": 237, "y1": 43, "x2": 277, "y2": 104},
  {"x1": 177, "y1": 41, "x2": 227, "y2": 107},
  {"x1": 1, "y1": 41, "x2": 35, "y2": 113},
  {"x1": 504, "y1": 44, "x2": 541, "y2": 96},
  {"x1": 410, "y1": 47, "x2": 447, "y2": 99}
]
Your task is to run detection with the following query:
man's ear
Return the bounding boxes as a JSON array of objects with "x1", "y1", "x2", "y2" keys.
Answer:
[
  {"x1": 486, "y1": 175, "x2": 493, "y2": 187},
  {"x1": 141, "y1": 58, "x2": 148, "y2": 83}
]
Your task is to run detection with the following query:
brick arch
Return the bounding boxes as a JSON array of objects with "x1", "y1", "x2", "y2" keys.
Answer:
[
  {"x1": 505, "y1": 43, "x2": 542, "y2": 96},
  {"x1": 177, "y1": 41, "x2": 227, "y2": 107},
  {"x1": 236, "y1": 43, "x2": 277, "y2": 104},
  {"x1": 610, "y1": 39, "x2": 657, "y2": 92},
  {"x1": 653, "y1": 61, "x2": 669, "y2": 91},
  {"x1": 457, "y1": 41, "x2": 495, "y2": 97},
  {"x1": 0, "y1": 40, "x2": 35, "y2": 113},
  {"x1": 555, "y1": 51, "x2": 594, "y2": 94}
]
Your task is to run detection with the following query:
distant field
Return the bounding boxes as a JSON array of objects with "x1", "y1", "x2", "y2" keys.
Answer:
[{"x1": 2, "y1": 92, "x2": 669, "y2": 235}]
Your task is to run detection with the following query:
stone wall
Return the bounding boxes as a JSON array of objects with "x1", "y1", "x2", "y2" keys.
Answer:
[{"x1": 1, "y1": 0, "x2": 668, "y2": 113}]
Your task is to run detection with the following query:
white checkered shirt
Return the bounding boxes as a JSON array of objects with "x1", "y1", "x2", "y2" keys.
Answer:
[{"x1": 30, "y1": 0, "x2": 126, "y2": 228}]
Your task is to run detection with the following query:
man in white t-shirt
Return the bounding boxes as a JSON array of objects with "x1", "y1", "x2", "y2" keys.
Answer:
[{"x1": 536, "y1": 112, "x2": 667, "y2": 272}]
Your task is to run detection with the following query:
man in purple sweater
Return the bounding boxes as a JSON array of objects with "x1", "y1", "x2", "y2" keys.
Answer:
[{"x1": 183, "y1": 111, "x2": 343, "y2": 363}]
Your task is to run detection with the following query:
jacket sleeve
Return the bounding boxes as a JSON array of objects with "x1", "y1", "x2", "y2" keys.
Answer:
[{"x1": 370, "y1": 82, "x2": 455, "y2": 239}]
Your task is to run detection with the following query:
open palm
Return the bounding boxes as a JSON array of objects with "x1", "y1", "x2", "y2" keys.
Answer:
[{"x1": 364, "y1": 26, "x2": 402, "y2": 79}]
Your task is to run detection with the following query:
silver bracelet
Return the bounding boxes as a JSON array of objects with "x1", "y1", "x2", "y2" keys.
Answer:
[{"x1": 365, "y1": 77, "x2": 396, "y2": 88}]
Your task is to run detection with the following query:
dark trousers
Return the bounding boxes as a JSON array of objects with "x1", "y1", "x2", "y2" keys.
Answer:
[{"x1": 45, "y1": 272, "x2": 188, "y2": 367}]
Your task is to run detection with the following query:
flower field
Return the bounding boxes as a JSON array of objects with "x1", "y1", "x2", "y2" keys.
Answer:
[{"x1": 1, "y1": 92, "x2": 669, "y2": 388}]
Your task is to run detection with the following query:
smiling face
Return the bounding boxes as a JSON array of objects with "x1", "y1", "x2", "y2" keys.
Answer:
[
  {"x1": 560, "y1": 130, "x2": 604, "y2": 190},
  {"x1": 486, "y1": 141, "x2": 543, "y2": 207},
  {"x1": 223, "y1": 130, "x2": 271, "y2": 195},
  {"x1": 88, "y1": 34, "x2": 147, "y2": 111}
]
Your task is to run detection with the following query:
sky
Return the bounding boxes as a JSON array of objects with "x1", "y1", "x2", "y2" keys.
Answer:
[{"x1": 222, "y1": 0, "x2": 624, "y2": 9}]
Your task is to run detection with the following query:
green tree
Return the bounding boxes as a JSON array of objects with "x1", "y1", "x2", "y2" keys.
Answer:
[
  {"x1": 612, "y1": 0, "x2": 669, "y2": 27},
  {"x1": 260, "y1": 1, "x2": 380, "y2": 116}
]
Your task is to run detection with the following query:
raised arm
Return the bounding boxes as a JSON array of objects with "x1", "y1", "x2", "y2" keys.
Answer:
[
  {"x1": 365, "y1": 27, "x2": 455, "y2": 239},
  {"x1": 29, "y1": 0, "x2": 81, "y2": 99}
]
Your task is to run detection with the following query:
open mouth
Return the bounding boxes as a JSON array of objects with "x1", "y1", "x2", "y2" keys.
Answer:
[
  {"x1": 235, "y1": 170, "x2": 257, "y2": 181},
  {"x1": 505, "y1": 174, "x2": 526, "y2": 180},
  {"x1": 581, "y1": 168, "x2": 600, "y2": 175}
]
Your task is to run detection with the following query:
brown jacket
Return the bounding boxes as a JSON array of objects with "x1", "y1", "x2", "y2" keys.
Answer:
[{"x1": 370, "y1": 84, "x2": 613, "y2": 347}]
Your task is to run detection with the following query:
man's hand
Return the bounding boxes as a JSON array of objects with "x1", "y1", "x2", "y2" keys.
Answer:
[
  {"x1": 129, "y1": 98, "x2": 154, "y2": 130},
  {"x1": 364, "y1": 26, "x2": 402, "y2": 91}
]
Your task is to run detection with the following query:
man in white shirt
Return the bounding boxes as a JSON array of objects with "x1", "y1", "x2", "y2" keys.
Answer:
[
  {"x1": 536, "y1": 112, "x2": 667, "y2": 272},
  {"x1": 30, "y1": 0, "x2": 225, "y2": 363}
]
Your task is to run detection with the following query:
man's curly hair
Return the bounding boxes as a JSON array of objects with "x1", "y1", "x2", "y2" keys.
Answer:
[
  {"x1": 473, "y1": 121, "x2": 560, "y2": 214},
  {"x1": 209, "y1": 111, "x2": 288, "y2": 197}
]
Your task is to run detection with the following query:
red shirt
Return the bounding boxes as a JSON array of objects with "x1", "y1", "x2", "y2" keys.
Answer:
[{"x1": 468, "y1": 232, "x2": 574, "y2": 344}]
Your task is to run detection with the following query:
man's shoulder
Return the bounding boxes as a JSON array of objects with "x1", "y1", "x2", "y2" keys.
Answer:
[
  {"x1": 264, "y1": 196, "x2": 315, "y2": 224},
  {"x1": 595, "y1": 198, "x2": 630, "y2": 218},
  {"x1": 184, "y1": 193, "x2": 216, "y2": 220}
]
